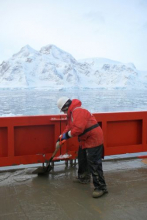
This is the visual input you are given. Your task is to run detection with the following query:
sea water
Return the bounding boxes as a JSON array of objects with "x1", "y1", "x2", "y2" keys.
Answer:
[{"x1": 0, "y1": 88, "x2": 147, "y2": 116}]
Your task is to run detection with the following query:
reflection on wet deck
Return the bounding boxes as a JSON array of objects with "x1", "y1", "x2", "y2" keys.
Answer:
[{"x1": 0, "y1": 159, "x2": 147, "y2": 220}]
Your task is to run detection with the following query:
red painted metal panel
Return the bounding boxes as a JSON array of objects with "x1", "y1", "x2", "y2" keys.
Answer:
[
  {"x1": 107, "y1": 120, "x2": 142, "y2": 147},
  {"x1": 14, "y1": 125, "x2": 55, "y2": 156},
  {"x1": 0, "y1": 127, "x2": 8, "y2": 157},
  {"x1": 94, "y1": 112, "x2": 147, "y2": 155},
  {"x1": 0, "y1": 111, "x2": 147, "y2": 167},
  {"x1": 0, "y1": 115, "x2": 62, "y2": 166}
]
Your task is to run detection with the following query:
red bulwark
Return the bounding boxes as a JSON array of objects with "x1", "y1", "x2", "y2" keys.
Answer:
[{"x1": 0, "y1": 111, "x2": 147, "y2": 167}]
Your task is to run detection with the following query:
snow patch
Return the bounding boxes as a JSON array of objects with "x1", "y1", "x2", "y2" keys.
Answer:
[{"x1": 55, "y1": 153, "x2": 72, "y2": 159}]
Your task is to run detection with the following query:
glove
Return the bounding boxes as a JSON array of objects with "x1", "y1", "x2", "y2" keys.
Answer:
[
  {"x1": 61, "y1": 132, "x2": 70, "y2": 140},
  {"x1": 56, "y1": 133, "x2": 69, "y2": 149},
  {"x1": 56, "y1": 132, "x2": 71, "y2": 143}
]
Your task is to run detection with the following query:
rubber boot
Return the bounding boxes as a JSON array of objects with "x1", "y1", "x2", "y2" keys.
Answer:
[
  {"x1": 92, "y1": 188, "x2": 108, "y2": 198},
  {"x1": 73, "y1": 176, "x2": 91, "y2": 184}
]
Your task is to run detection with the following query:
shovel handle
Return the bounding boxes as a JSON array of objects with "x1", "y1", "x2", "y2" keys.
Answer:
[
  {"x1": 45, "y1": 137, "x2": 66, "y2": 172},
  {"x1": 59, "y1": 139, "x2": 66, "y2": 145},
  {"x1": 49, "y1": 138, "x2": 66, "y2": 163}
]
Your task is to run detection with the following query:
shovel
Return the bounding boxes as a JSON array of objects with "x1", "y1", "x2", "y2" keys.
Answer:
[{"x1": 32, "y1": 138, "x2": 66, "y2": 175}]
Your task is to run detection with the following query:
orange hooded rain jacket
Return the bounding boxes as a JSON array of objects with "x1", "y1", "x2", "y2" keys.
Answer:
[{"x1": 63, "y1": 99, "x2": 104, "y2": 149}]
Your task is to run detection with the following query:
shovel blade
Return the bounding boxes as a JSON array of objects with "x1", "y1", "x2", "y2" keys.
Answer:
[{"x1": 32, "y1": 165, "x2": 53, "y2": 175}]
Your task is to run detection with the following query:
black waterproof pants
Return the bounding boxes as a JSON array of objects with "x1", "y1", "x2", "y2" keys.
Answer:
[{"x1": 78, "y1": 144, "x2": 107, "y2": 190}]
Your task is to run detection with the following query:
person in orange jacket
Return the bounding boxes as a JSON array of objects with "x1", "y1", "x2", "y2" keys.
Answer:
[{"x1": 57, "y1": 97, "x2": 108, "y2": 198}]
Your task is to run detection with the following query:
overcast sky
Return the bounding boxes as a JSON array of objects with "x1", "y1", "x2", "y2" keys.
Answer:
[{"x1": 0, "y1": 0, "x2": 147, "y2": 70}]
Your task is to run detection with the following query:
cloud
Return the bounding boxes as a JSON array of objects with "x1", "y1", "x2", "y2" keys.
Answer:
[
  {"x1": 142, "y1": 22, "x2": 147, "y2": 31},
  {"x1": 139, "y1": 0, "x2": 147, "y2": 7},
  {"x1": 84, "y1": 11, "x2": 105, "y2": 24}
]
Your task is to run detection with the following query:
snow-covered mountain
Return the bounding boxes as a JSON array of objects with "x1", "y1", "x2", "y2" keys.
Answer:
[{"x1": 0, "y1": 44, "x2": 147, "y2": 89}]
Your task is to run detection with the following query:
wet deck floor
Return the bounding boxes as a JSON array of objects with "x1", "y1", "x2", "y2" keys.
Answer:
[{"x1": 0, "y1": 158, "x2": 147, "y2": 220}]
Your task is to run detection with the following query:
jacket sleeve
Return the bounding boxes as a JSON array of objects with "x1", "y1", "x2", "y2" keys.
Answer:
[
  {"x1": 70, "y1": 109, "x2": 88, "y2": 137},
  {"x1": 62, "y1": 124, "x2": 70, "y2": 134}
]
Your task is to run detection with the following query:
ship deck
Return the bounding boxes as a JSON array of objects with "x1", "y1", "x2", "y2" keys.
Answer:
[{"x1": 0, "y1": 157, "x2": 147, "y2": 220}]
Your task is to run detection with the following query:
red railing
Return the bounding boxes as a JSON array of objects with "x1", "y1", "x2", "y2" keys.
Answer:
[{"x1": 0, "y1": 111, "x2": 147, "y2": 167}]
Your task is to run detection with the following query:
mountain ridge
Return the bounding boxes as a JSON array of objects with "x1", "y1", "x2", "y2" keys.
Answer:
[{"x1": 0, "y1": 44, "x2": 146, "y2": 89}]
